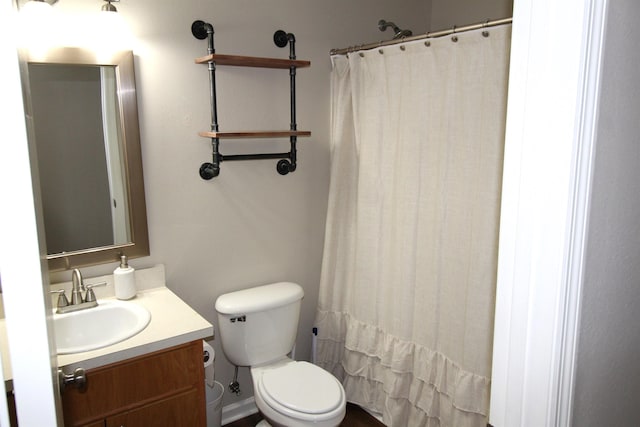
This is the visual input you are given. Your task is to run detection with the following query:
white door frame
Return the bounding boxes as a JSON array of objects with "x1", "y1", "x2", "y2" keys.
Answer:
[
  {"x1": 0, "y1": 0, "x2": 62, "y2": 425},
  {"x1": 490, "y1": 0, "x2": 607, "y2": 426}
]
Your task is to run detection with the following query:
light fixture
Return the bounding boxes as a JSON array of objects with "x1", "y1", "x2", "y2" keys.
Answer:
[
  {"x1": 101, "y1": 0, "x2": 119, "y2": 13},
  {"x1": 18, "y1": 0, "x2": 59, "y2": 51},
  {"x1": 19, "y1": 0, "x2": 55, "y2": 13},
  {"x1": 19, "y1": 0, "x2": 57, "y2": 7},
  {"x1": 94, "y1": 0, "x2": 131, "y2": 51}
]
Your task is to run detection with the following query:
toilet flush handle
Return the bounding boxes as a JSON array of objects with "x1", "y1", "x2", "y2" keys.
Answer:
[{"x1": 230, "y1": 315, "x2": 246, "y2": 323}]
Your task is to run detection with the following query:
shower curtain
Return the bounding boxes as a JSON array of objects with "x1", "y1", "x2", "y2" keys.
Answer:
[{"x1": 315, "y1": 25, "x2": 511, "y2": 427}]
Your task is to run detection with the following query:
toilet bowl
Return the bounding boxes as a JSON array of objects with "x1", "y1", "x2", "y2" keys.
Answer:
[
  {"x1": 215, "y1": 282, "x2": 347, "y2": 427},
  {"x1": 251, "y1": 358, "x2": 346, "y2": 427}
]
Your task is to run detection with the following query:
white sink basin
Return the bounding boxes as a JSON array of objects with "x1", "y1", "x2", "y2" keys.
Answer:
[{"x1": 53, "y1": 300, "x2": 151, "y2": 354}]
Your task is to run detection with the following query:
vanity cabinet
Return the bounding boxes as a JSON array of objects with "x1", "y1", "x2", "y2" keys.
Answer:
[{"x1": 62, "y1": 340, "x2": 205, "y2": 427}]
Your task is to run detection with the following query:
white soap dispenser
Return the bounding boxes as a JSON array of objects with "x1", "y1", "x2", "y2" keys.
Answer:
[{"x1": 114, "y1": 254, "x2": 136, "y2": 300}]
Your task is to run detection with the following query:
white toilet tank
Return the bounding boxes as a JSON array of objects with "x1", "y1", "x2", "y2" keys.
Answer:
[{"x1": 215, "y1": 282, "x2": 304, "y2": 367}]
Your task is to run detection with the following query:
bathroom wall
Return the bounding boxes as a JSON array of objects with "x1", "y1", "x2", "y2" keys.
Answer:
[
  {"x1": 572, "y1": 1, "x2": 640, "y2": 425},
  {"x1": 40, "y1": 0, "x2": 517, "y2": 412},
  {"x1": 48, "y1": 0, "x2": 431, "y2": 407},
  {"x1": 430, "y1": 0, "x2": 513, "y2": 30}
]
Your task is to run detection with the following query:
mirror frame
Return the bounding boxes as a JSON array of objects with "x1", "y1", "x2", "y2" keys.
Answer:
[{"x1": 23, "y1": 47, "x2": 149, "y2": 271}]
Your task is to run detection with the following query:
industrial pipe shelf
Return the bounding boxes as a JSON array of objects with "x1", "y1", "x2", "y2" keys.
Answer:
[
  {"x1": 198, "y1": 130, "x2": 311, "y2": 139},
  {"x1": 195, "y1": 54, "x2": 310, "y2": 69},
  {"x1": 191, "y1": 20, "x2": 310, "y2": 180}
]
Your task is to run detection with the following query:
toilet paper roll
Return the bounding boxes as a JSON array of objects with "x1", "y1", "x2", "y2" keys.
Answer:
[{"x1": 203, "y1": 340, "x2": 215, "y2": 388}]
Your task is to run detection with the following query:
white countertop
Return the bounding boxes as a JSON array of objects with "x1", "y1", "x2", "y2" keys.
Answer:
[
  {"x1": 1, "y1": 265, "x2": 213, "y2": 383},
  {"x1": 58, "y1": 286, "x2": 213, "y2": 371}
]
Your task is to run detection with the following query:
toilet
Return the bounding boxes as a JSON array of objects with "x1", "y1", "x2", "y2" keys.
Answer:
[{"x1": 215, "y1": 282, "x2": 346, "y2": 427}]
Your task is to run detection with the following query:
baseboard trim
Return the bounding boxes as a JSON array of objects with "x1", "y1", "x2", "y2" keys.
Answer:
[{"x1": 222, "y1": 396, "x2": 259, "y2": 425}]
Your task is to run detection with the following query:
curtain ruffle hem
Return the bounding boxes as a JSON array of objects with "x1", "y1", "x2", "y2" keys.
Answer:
[{"x1": 316, "y1": 310, "x2": 489, "y2": 427}]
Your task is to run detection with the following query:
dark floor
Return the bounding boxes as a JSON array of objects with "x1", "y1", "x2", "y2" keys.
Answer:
[{"x1": 225, "y1": 402, "x2": 385, "y2": 427}]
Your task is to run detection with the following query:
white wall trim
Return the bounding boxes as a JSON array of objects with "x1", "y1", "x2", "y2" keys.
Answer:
[
  {"x1": 221, "y1": 396, "x2": 259, "y2": 425},
  {"x1": 489, "y1": 0, "x2": 605, "y2": 426},
  {"x1": 0, "y1": 1, "x2": 62, "y2": 425},
  {"x1": 552, "y1": 2, "x2": 608, "y2": 425}
]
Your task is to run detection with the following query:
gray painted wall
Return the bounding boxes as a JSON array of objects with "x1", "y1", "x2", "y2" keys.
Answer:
[
  {"x1": 431, "y1": 0, "x2": 512, "y2": 30},
  {"x1": 573, "y1": 2, "x2": 640, "y2": 426}
]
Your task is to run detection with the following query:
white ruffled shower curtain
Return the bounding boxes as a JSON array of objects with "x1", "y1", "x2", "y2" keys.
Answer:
[{"x1": 315, "y1": 25, "x2": 511, "y2": 427}]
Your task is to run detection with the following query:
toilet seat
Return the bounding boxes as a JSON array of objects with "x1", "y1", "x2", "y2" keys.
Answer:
[{"x1": 257, "y1": 361, "x2": 344, "y2": 421}]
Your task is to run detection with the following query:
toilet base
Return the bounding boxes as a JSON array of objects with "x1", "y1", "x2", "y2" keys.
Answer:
[{"x1": 256, "y1": 420, "x2": 271, "y2": 427}]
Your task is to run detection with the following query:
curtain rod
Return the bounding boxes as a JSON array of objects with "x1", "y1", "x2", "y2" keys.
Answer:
[{"x1": 330, "y1": 17, "x2": 512, "y2": 56}]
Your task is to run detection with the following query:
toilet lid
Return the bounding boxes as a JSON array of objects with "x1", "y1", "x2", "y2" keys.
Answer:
[{"x1": 259, "y1": 361, "x2": 343, "y2": 415}]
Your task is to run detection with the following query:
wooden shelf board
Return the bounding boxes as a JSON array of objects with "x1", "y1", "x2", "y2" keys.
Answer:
[
  {"x1": 195, "y1": 54, "x2": 310, "y2": 69},
  {"x1": 199, "y1": 130, "x2": 311, "y2": 139}
]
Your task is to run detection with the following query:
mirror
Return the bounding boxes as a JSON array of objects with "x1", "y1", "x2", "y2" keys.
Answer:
[{"x1": 23, "y1": 48, "x2": 149, "y2": 271}]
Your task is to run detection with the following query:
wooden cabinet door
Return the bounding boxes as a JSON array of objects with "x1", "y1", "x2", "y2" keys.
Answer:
[
  {"x1": 63, "y1": 341, "x2": 205, "y2": 427},
  {"x1": 106, "y1": 389, "x2": 202, "y2": 427}
]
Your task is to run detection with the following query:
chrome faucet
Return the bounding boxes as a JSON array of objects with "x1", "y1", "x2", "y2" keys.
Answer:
[
  {"x1": 50, "y1": 268, "x2": 107, "y2": 314},
  {"x1": 70, "y1": 268, "x2": 85, "y2": 305}
]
